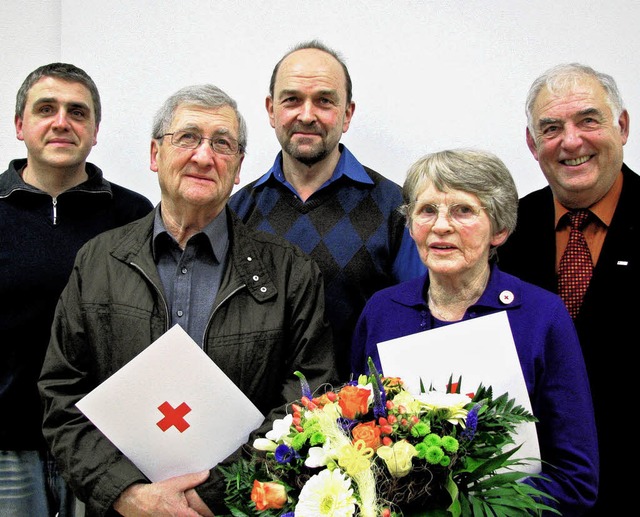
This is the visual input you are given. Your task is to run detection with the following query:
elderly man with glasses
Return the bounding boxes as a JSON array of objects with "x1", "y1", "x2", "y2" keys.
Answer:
[{"x1": 38, "y1": 84, "x2": 337, "y2": 516}]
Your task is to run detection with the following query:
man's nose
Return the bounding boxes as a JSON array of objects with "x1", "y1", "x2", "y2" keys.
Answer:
[
  {"x1": 297, "y1": 100, "x2": 316, "y2": 123},
  {"x1": 561, "y1": 124, "x2": 583, "y2": 150},
  {"x1": 52, "y1": 110, "x2": 71, "y2": 129}
]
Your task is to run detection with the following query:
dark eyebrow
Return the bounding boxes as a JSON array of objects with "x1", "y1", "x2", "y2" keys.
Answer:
[
  {"x1": 278, "y1": 88, "x2": 338, "y2": 98},
  {"x1": 537, "y1": 117, "x2": 562, "y2": 129},
  {"x1": 66, "y1": 102, "x2": 91, "y2": 112},
  {"x1": 174, "y1": 125, "x2": 235, "y2": 137},
  {"x1": 33, "y1": 97, "x2": 91, "y2": 113},
  {"x1": 539, "y1": 108, "x2": 603, "y2": 128},
  {"x1": 576, "y1": 107, "x2": 603, "y2": 118},
  {"x1": 33, "y1": 96, "x2": 57, "y2": 105}
]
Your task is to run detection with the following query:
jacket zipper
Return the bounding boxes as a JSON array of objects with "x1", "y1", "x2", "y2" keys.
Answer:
[
  {"x1": 52, "y1": 197, "x2": 58, "y2": 225},
  {"x1": 133, "y1": 261, "x2": 249, "y2": 352},
  {"x1": 202, "y1": 284, "x2": 246, "y2": 346}
]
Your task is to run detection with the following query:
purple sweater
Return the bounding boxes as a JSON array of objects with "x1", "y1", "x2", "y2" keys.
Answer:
[{"x1": 351, "y1": 263, "x2": 598, "y2": 516}]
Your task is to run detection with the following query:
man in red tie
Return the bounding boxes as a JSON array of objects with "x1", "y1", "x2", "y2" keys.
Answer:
[{"x1": 497, "y1": 63, "x2": 638, "y2": 515}]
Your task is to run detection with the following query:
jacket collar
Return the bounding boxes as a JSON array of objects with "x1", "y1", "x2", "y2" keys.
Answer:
[{"x1": 111, "y1": 206, "x2": 277, "y2": 304}]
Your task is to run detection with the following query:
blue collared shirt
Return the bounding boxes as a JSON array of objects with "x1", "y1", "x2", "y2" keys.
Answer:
[
  {"x1": 254, "y1": 144, "x2": 374, "y2": 196},
  {"x1": 152, "y1": 207, "x2": 229, "y2": 345}
]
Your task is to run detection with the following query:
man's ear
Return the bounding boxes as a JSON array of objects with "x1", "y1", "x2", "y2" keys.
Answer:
[
  {"x1": 234, "y1": 154, "x2": 244, "y2": 185},
  {"x1": 342, "y1": 101, "x2": 355, "y2": 133},
  {"x1": 525, "y1": 127, "x2": 539, "y2": 161},
  {"x1": 150, "y1": 139, "x2": 160, "y2": 172},
  {"x1": 15, "y1": 115, "x2": 25, "y2": 141},
  {"x1": 618, "y1": 109, "x2": 630, "y2": 145},
  {"x1": 266, "y1": 96, "x2": 276, "y2": 129}
]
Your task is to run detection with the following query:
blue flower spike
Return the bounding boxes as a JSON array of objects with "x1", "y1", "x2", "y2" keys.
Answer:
[
  {"x1": 294, "y1": 370, "x2": 312, "y2": 400},
  {"x1": 366, "y1": 357, "x2": 387, "y2": 419}
]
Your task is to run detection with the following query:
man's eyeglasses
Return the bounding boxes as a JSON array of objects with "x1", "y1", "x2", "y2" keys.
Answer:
[
  {"x1": 161, "y1": 130, "x2": 241, "y2": 155},
  {"x1": 413, "y1": 203, "x2": 487, "y2": 226}
]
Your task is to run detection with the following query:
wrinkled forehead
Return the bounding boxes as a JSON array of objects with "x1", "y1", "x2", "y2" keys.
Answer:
[
  {"x1": 171, "y1": 104, "x2": 239, "y2": 134},
  {"x1": 534, "y1": 75, "x2": 610, "y2": 116}
]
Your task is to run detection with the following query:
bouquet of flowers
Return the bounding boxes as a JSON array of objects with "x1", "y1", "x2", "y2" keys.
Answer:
[{"x1": 219, "y1": 361, "x2": 557, "y2": 516}]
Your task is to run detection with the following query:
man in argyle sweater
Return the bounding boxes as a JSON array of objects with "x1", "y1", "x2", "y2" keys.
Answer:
[{"x1": 229, "y1": 40, "x2": 425, "y2": 380}]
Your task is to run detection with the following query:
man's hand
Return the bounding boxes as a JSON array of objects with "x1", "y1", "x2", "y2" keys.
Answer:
[{"x1": 113, "y1": 470, "x2": 214, "y2": 516}]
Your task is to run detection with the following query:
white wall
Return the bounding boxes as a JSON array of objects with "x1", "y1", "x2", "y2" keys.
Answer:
[{"x1": 2, "y1": 0, "x2": 639, "y2": 206}]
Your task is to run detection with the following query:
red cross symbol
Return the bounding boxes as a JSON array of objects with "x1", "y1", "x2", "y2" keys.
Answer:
[{"x1": 157, "y1": 401, "x2": 191, "y2": 433}]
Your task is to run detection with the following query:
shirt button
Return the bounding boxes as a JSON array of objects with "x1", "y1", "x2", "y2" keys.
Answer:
[
  {"x1": 246, "y1": 256, "x2": 253, "y2": 262},
  {"x1": 253, "y1": 275, "x2": 259, "y2": 281},
  {"x1": 177, "y1": 310, "x2": 184, "y2": 317},
  {"x1": 181, "y1": 267, "x2": 188, "y2": 274},
  {"x1": 260, "y1": 287, "x2": 267, "y2": 293}
]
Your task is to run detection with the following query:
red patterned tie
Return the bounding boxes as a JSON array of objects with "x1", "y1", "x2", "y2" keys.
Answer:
[{"x1": 558, "y1": 210, "x2": 593, "y2": 319}]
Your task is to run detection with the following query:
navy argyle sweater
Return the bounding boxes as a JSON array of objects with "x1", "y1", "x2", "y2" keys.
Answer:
[{"x1": 229, "y1": 146, "x2": 425, "y2": 379}]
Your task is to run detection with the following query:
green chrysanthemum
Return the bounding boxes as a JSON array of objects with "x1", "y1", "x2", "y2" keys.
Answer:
[
  {"x1": 423, "y1": 433, "x2": 442, "y2": 447},
  {"x1": 425, "y1": 445, "x2": 445, "y2": 465},
  {"x1": 441, "y1": 435, "x2": 459, "y2": 453}
]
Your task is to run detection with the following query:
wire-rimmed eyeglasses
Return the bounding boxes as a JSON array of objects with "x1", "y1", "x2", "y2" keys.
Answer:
[
  {"x1": 161, "y1": 130, "x2": 242, "y2": 155},
  {"x1": 413, "y1": 203, "x2": 487, "y2": 226}
]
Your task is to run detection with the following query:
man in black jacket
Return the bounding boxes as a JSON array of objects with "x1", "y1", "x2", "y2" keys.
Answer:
[
  {"x1": 497, "y1": 63, "x2": 638, "y2": 515},
  {"x1": 38, "y1": 83, "x2": 337, "y2": 516},
  {"x1": 0, "y1": 63, "x2": 153, "y2": 516}
]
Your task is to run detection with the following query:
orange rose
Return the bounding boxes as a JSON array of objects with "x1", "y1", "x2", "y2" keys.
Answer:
[
  {"x1": 352, "y1": 420, "x2": 382, "y2": 450},
  {"x1": 338, "y1": 385, "x2": 370, "y2": 420},
  {"x1": 250, "y1": 480, "x2": 287, "y2": 511}
]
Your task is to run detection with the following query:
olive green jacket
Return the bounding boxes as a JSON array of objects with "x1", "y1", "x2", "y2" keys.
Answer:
[{"x1": 39, "y1": 206, "x2": 337, "y2": 516}]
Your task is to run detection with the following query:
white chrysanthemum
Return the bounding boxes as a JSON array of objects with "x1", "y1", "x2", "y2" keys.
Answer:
[
  {"x1": 295, "y1": 469, "x2": 356, "y2": 517},
  {"x1": 417, "y1": 391, "x2": 471, "y2": 408},
  {"x1": 415, "y1": 391, "x2": 471, "y2": 425},
  {"x1": 265, "y1": 413, "x2": 293, "y2": 441}
]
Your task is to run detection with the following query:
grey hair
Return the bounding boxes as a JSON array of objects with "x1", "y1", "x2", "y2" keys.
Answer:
[
  {"x1": 151, "y1": 84, "x2": 247, "y2": 152},
  {"x1": 269, "y1": 39, "x2": 353, "y2": 106},
  {"x1": 526, "y1": 63, "x2": 625, "y2": 137},
  {"x1": 401, "y1": 149, "x2": 519, "y2": 258},
  {"x1": 15, "y1": 62, "x2": 101, "y2": 124}
]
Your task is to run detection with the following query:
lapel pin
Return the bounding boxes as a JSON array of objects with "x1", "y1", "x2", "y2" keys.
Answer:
[{"x1": 499, "y1": 290, "x2": 514, "y2": 305}]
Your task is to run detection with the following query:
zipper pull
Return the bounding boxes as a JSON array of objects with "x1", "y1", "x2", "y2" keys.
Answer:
[{"x1": 52, "y1": 197, "x2": 58, "y2": 225}]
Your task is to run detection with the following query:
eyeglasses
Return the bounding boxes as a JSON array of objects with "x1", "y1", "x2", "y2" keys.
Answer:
[
  {"x1": 161, "y1": 130, "x2": 241, "y2": 155},
  {"x1": 413, "y1": 203, "x2": 487, "y2": 226}
]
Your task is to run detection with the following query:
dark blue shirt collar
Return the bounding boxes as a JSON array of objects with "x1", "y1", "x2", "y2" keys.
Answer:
[{"x1": 152, "y1": 205, "x2": 229, "y2": 262}]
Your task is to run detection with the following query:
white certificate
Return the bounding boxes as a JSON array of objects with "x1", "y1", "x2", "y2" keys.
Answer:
[
  {"x1": 377, "y1": 311, "x2": 540, "y2": 474},
  {"x1": 76, "y1": 324, "x2": 265, "y2": 482}
]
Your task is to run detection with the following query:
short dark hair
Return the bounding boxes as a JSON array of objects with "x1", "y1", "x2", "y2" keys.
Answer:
[
  {"x1": 269, "y1": 39, "x2": 353, "y2": 105},
  {"x1": 15, "y1": 62, "x2": 101, "y2": 124}
]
